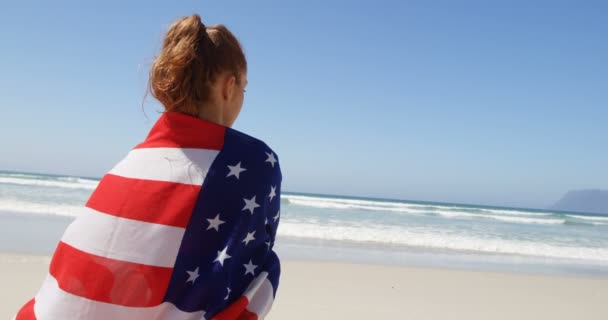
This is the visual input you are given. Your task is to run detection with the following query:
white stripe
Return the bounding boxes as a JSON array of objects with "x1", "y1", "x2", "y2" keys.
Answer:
[
  {"x1": 243, "y1": 273, "x2": 275, "y2": 318},
  {"x1": 242, "y1": 272, "x2": 268, "y2": 301},
  {"x1": 34, "y1": 275, "x2": 205, "y2": 320},
  {"x1": 109, "y1": 148, "x2": 220, "y2": 186},
  {"x1": 61, "y1": 207, "x2": 184, "y2": 267}
]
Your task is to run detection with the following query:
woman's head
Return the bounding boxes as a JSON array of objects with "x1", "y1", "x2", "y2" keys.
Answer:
[{"x1": 150, "y1": 14, "x2": 247, "y2": 127}]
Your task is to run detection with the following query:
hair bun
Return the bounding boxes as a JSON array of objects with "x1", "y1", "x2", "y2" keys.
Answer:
[{"x1": 150, "y1": 14, "x2": 247, "y2": 116}]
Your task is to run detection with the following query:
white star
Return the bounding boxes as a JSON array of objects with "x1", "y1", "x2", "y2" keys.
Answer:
[
  {"x1": 265, "y1": 240, "x2": 272, "y2": 251},
  {"x1": 186, "y1": 267, "x2": 200, "y2": 284},
  {"x1": 242, "y1": 231, "x2": 256, "y2": 246},
  {"x1": 242, "y1": 196, "x2": 260, "y2": 214},
  {"x1": 224, "y1": 287, "x2": 231, "y2": 300},
  {"x1": 226, "y1": 162, "x2": 247, "y2": 179},
  {"x1": 265, "y1": 152, "x2": 277, "y2": 168},
  {"x1": 265, "y1": 217, "x2": 268, "y2": 225},
  {"x1": 273, "y1": 211, "x2": 280, "y2": 223},
  {"x1": 206, "y1": 213, "x2": 225, "y2": 232},
  {"x1": 214, "y1": 246, "x2": 231, "y2": 266},
  {"x1": 243, "y1": 260, "x2": 258, "y2": 276},
  {"x1": 268, "y1": 185, "x2": 277, "y2": 202}
]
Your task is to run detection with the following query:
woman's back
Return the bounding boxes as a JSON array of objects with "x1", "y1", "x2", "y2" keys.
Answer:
[{"x1": 15, "y1": 14, "x2": 282, "y2": 320}]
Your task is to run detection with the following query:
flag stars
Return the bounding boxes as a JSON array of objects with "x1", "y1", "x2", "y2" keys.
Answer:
[
  {"x1": 186, "y1": 267, "x2": 200, "y2": 284},
  {"x1": 242, "y1": 196, "x2": 260, "y2": 214},
  {"x1": 226, "y1": 162, "x2": 247, "y2": 179},
  {"x1": 214, "y1": 246, "x2": 231, "y2": 266},
  {"x1": 273, "y1": 211, "x2": 280, "y2": 223},
  {"x1": 268, "y1": 185, "x2": 277, "y2": 202},
  {"x1": 244, "y1": 260, "x2": 258, "y2": 276},
  {"x1": 242, "y1": 231, "x2": 256, "y2": 246},
  {"x1": 265, "y1": 152, "x2": 277, "y2": 168},
  {"x1": 206, "y1": 214, "x2": 225, "y2": 232},
  {"x1": 265, "y1": 240, "x2": 272, "y2": 251},
  {"x1": 224, "y1": 287, "x2": 232, "y2": 300}
]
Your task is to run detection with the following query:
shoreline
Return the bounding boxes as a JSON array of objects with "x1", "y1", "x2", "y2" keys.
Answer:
[
  {"x1": 275, "y1": 236, "x2": 608, "y2": 278},
  {"x1": 2, "y1": 207, "x2": 608, "y2": 278}
]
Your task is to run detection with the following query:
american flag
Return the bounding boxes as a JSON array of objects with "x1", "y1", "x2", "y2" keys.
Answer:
[{"x1": 16, "y1": 112, "x2": 282, "y2": 320}]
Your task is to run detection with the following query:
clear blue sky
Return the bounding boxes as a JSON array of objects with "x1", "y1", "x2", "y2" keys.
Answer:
[{"x1": 1, "y1": 0, "x2": 607, "y2": 209}]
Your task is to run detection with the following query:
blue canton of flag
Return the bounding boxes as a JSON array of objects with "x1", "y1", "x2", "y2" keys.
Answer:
[{"x1": 164, "y1": 127, "x2": 282, "y2": 318}]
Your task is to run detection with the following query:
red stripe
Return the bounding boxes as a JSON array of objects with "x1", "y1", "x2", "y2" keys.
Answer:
[
  {"x1": 212, "y1": 297, "x2": 258, "y2": 320},
  {"x1": 49, "y1": 242, "x2": 173, "y2": 307},
  {"x1": 86, "y1": 174, "x2": 200, "y2": 228},
  {"x1": 15, "y1": 298, "x2": 36, "y2": 320},
  {"x1": 136, "y1": 112, "x2": 226, "y2": 150},
  {"x1": 236, "y1": 309, "x2": 259, "y2": 320}
]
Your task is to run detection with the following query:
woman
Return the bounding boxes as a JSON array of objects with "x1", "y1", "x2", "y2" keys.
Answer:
[{"x1": 16, "y1": 14, "x2": 282, "y2": 320}]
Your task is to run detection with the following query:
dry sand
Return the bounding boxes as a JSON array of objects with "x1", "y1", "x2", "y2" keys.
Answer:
[{"x1": 2, "y1": 254, "x2": 607, "y2": 320}]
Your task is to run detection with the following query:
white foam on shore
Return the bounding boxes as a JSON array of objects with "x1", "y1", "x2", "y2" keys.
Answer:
[
  {"x1": 278, "y1": 221, "x2": 608, "y2": 262},
  {"x1": 0, "y1": 177, "x2": 98, "y2": 190},
  {"x1": 0, "y1": 199, "x2": 84, "y2": 218}
]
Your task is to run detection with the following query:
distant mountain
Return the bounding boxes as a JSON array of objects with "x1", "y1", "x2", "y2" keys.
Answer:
[{"x1": 551, "y1": 189, "x2": 608, "y2": 215}]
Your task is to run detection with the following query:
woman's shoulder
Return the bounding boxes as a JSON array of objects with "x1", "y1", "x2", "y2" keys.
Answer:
[
  {"x1": 225, "y1": 127, "x2": 279, "y2": 158},
  {"x1": 221, "y1": 127, "x2": 282, "y2": 186}
]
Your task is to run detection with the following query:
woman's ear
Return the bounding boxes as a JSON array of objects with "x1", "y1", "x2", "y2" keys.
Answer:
[{"x1": 221, "y1": 74, "x2": 237, "y2": 101}]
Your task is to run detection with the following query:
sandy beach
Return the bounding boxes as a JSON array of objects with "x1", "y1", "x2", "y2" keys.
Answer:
[{"x1": 2, "y1": 254, "x2": 607, "y2": 320}]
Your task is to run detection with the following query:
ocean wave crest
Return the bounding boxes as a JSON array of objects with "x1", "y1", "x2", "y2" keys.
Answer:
[
  {"x1": 284, "y1": 194, "x2": 563, "y2": 225},
  {"x1": 433, "y1": 210, "x2": 564, "y2": 225},
  {"x1": 565, "y1": 214, "x2": 608, "y2": 222}
]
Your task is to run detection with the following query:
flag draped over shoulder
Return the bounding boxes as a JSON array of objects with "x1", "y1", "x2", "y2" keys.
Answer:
[{"x1": 16, "y1": 112, "x2": 282, "y2": 320}]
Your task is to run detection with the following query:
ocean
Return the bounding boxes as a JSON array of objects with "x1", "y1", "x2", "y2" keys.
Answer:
[{"x1": 1, "y1": 170, "x2": 608, "y2": 276}]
